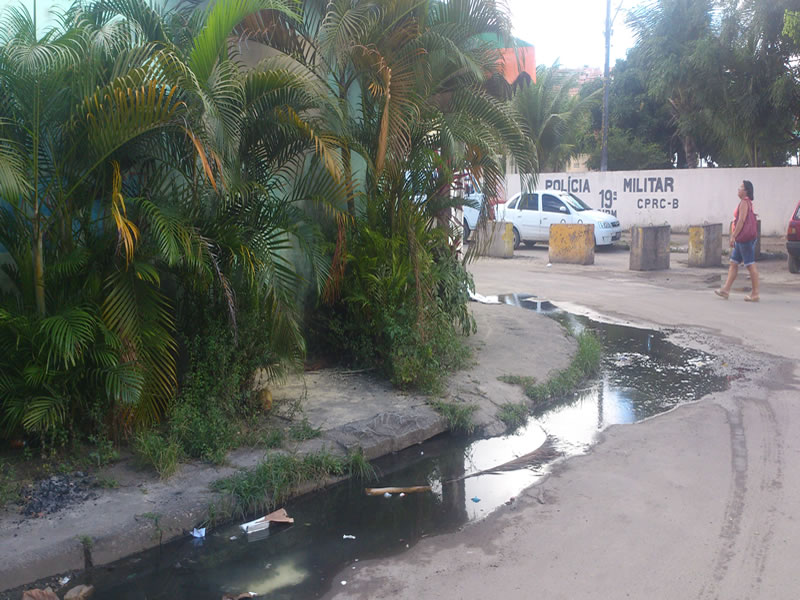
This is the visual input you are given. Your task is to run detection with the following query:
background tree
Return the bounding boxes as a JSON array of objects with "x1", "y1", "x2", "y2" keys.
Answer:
[
  {"x1": 513, "y1": 62, "x2": 599, "y2": 172},
  {"x1": 626, "y1": 0, "x2": 719, "y2": 167}
]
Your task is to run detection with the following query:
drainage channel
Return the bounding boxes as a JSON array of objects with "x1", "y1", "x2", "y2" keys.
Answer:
[{"x1": 85, "y1": 297, "x2": 728, "y2": 599}]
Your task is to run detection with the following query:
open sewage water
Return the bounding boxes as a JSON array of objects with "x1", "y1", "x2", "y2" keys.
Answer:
[{"x1": 82, "y1": 295, "x2": 729, "y2": 599}]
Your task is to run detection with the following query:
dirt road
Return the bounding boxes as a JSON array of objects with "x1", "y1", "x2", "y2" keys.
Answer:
[{"x1": 325, "y1": 238, "x2": 800, "y2": 599}]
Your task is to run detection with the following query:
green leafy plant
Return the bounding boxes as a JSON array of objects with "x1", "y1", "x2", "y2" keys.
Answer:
[
  {"x1": 262, "y1": 429, "x2": 285, "y2": 449},
  {"x1": 0, "y1": 460, "x2": 21, "y2": 508},
  {"x1": 497, "y1": 403, "x2": 529, "y2": 431},
  {"x1": 430, "y1": 400, "x2": 478, "y2": 435},
  {"x1": 289, "y1": 419, "x2": 321, "y2": 442},
  {"x1": 346, "y1": 448, "x2": 377, "y2": 481},
  {"x1": 133, "y1": 431, "x2": 181, "y2": 479},
  {"x1": 212, "y1": 451, "x2": 347, "y2": 518},
  {"x1": 499, "y1": 332, "x2": 603, "y2": 406}
]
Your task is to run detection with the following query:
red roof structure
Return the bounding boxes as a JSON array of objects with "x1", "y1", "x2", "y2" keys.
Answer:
[{"x1": 499, "y1": 45, "x2": 536, "y2": 85}]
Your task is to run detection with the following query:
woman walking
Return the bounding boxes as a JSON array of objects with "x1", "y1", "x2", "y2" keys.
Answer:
[{"x1": 715, "y1": 180, "x2": 760, "y2": 302}]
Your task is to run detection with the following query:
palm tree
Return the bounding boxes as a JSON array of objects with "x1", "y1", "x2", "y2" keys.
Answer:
[
  {"x1": 303, "y1": 0, "x2": 537, "y2": 385},
  {"x1": 0, "y1": 0, "x2": 344, "y2": 436},
  {"x1": 512, "y1": 62, "x2": 600, "y2": 173}
]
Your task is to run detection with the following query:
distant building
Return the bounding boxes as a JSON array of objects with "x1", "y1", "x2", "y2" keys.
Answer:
[{"x1": 477, "y1": 33, "x2": 536, "y2": 86}]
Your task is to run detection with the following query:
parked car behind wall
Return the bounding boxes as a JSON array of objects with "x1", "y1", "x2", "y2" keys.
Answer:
[{"x1": 496, "y1": 190, "x2": 622, "y2": 249}]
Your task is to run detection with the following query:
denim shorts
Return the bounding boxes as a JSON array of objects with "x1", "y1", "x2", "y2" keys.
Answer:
[{"x1": 731, "y1": 239, "x2": 757, "y2": 266}]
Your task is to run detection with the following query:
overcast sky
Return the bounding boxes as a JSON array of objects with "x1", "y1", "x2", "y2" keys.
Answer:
[
  {"x1": 507, "y1": 0, "x2": 640, "y2": 69},
  {"x1": 10, "y1": 0, "x2": 640, "y2": 70}
]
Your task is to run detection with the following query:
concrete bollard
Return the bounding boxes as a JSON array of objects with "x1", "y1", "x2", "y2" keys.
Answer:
[
  {"x1": 688, "y1": 223, "x2": 722, "y2": 267},
  {"x1": 475, "y1": 221, "x2": 514, "y2": 258},
  {"x1": 548, "y1": 224, "x2": 595, "y2": 265},
  {"x1": 629, "y1": 225, "x2": 670, "y2": 271}
]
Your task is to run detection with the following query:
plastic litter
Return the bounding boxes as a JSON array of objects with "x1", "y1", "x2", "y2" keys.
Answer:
[
  {"x1": 342, "y1": 534, "x2": 356, "y2": 540},
  {"x1": 383, "y1": 492, "x2": 392, "y2": 498},
  {"x1": 366, "y1": 486, "x2": 432, "y2": 496},
  {"x1": 229, "y1": 536, "x2": 238, "y2": 541},
  {"x1": 471, "y1": 497, "x2": 481, "y2": 503},
  {"x1": 399, "y1": 493, "x2": 406, "y2": 498},
  {"x1": 340, "y1": 581, "x2": 347, "y2": 586},
  {"x1": 191, "y1": 527, "x2": 206, "y2": 538},
  {"x1": 58, "y1": 576, "x2": 71, "y2": 586}
]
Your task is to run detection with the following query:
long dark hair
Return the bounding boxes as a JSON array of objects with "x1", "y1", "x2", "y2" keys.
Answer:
[{"x1": 743, "y1": 180, "x2": 754, "y2": 200}]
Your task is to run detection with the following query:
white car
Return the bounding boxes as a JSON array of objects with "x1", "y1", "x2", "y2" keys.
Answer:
[
  {"x1": 461, "y1": 191, "x2": 485, "y2": 241},
  {"x1": 497, "y1": 190, "x2": 622, "y2": 248}
]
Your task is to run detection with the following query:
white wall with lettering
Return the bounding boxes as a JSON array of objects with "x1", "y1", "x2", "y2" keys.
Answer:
[{"x1": 505, "y1": 167, "x2": 800, "y2": 236}]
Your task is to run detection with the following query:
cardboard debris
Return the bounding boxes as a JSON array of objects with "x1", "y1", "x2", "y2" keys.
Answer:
[{"x1": 240, "y1": 508, "x2": 294, "y2": 534}]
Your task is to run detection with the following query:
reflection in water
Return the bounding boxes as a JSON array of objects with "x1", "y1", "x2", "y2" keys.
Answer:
[{"x1": 88, "y1": 300, "x2": 728, "y2": 599}]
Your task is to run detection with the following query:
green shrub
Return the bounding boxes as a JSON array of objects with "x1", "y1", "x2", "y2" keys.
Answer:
[
  {"x1": 134, "y1": 431, "x2": 181, "y2": 479},
  {"x1": 314, "y1": 218, "x2": 475, "y2": 394}
]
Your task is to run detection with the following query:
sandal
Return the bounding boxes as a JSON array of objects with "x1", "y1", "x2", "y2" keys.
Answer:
[
  {"x1": 714, "y1": 289, "x2": 729, "y2": 299},
  {"x1": 744, "y1": 295, "x2": 759, "y2": 302}
]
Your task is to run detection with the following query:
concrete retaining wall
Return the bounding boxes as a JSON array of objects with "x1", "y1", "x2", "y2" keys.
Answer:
[
  {"x1": 548, "y1": 224, "x2": 595, "y2": 265},
  {"x1": 630, "y1": 225, "x2": 671, "y2": 271},
  {"x1": 505, "y1": 167, "x2": 800, "y2": 236}
]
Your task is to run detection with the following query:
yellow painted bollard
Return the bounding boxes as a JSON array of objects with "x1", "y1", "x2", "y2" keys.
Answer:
[
  {"x1": 548, "y1": 224, "x2": 595, "y2": 265},
  {"x1": 688, "y1": 223, "x2": 722, "y2": 267}
]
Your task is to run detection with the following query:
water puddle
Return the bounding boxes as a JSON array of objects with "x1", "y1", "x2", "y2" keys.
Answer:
[{"x1": 85, "y1": 296, "x2": 728, "y2": 599}]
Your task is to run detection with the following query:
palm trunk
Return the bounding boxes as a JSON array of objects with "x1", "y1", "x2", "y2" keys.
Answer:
[
  {"x1": 343, "y1": 146, "x2": 354, "y2": 216},
  {"x1": 32, "y1": 84, "x2": 46, "y2": 316},
  {"x1": 33, "y1": 207, "x2": 45, "y2": 316},
  {"x1": 338, "y1": 73, "x2": 355, "y2": 217},
  {"x1": 683, "y1": 134, "x2": 698, "y2": 169}
]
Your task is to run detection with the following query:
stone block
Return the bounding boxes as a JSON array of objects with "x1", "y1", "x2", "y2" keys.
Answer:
[
  {"x1": 688, "y1": 223, "x2": 722, "y2": 267},
  {"x1": 475, "y1": 221, "x2": 514, "y2": 258},
  {"x1": 629, "y1": 225, "x2": 670, "y2": 271},
  {"x1": 548, "y1": 224, "x2": 595, "y2": 265}
]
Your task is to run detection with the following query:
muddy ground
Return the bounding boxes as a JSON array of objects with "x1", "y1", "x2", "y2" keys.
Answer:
[{"x1": 323, "y1": 234, "x2": 800, "y2": 600}]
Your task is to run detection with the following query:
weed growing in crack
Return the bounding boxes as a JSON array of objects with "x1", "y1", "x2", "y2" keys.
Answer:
[
  {"x1": 289, "y1": 419, "x2": 321, "y2": 441},
  {"x1": 497, "y1": 402, "x2": 529, "y2": 431},
  {"x1": 346, "y1": 448, "x2": 377, "y2": 481},
  {"x1": 499, "y1": 332, "x2": 603, "y2": 405},
  {"x1": 212, "y1": 452, "x2": 345, "y2": 518},
  {"x1": 430, "y1": 400, "x2": 477, "y2": 435}
]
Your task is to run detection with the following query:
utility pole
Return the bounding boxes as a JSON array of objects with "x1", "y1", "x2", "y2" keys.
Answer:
[{"x1": 601, "y1": 0, "x2": 611, "y2": 172}]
